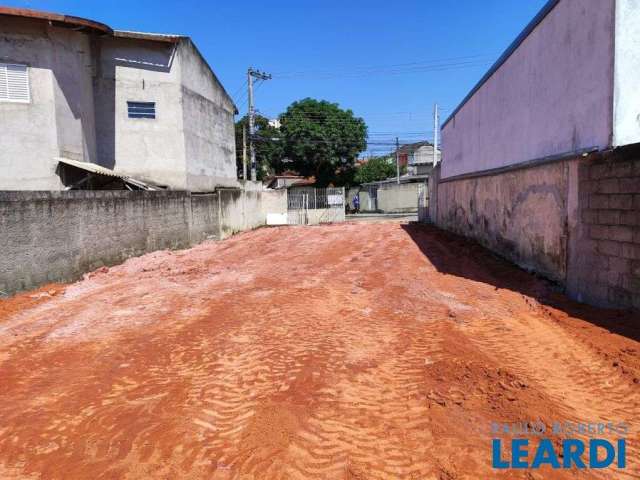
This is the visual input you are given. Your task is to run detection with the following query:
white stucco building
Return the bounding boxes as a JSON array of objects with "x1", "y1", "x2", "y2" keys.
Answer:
[{"x1": 0, "y1": 7, "x2": 238, "y2": 191}]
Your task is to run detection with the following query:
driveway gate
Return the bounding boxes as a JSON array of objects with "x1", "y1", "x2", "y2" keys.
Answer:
[{"x1": 287, "y1": 187, "x2": 345, "y2": 225}]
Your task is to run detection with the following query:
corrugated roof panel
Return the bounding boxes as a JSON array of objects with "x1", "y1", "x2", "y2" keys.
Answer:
[{"x1": 57, "y1": 158, "x2": 158, "y2": 190}]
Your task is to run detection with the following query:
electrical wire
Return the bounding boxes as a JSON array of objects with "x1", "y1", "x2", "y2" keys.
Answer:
[{"x1": 270, "y1": 53, "x2": 495, "y2": 78}]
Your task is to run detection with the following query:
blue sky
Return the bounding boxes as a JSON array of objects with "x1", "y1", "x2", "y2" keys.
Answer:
[{"x1": 6, "y1": 0, "x2": 548, "y2": 155}]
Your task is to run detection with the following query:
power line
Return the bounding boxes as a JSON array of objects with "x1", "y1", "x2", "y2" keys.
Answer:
[
  {"x1": 271, "y1": 61, "x2": 492, "y2": 80},
  {"x1": 229, "y1": 80, "x2": 247, "y2": 105},
  {"x1": 259, "y1": 110, "x2": 450, "y2": 118},
  {"x1": 250, "y1": 111, "x2": 450, "y2": 127},
  {"x1": 253, "y1": 137, "x2": 429, "y2": 147},
  {"x1": 237, "y1": 108, "x2": 453, "y2": 125},
  {"x1": 270, "y1": 53, "x2": 496, "y2": 77}
]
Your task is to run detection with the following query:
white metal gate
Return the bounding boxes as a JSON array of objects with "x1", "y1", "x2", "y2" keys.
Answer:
[
  {"x1": 287, "y1": 191, "x2": 309, "y2": 225},
  {"x1": 287, "y1": 187, "x2": 345, "y2": 225}
]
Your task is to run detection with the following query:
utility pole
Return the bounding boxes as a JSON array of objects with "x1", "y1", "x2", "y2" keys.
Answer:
[
  {"x1": 242, "y1": 124, "x2": 247, "y2": 181},
  {"x1": 395, "y1": 137, "x2": 400, "y2": 184},
  {"x1": 247, "y1": 67, "x2": 272, "y2": 182},
  {"x1": 433, "y1": 103, "x2": 439, "y2": 166}
]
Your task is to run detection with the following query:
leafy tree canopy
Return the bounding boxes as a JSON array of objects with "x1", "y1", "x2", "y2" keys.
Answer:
[
  {"x1": 354, "y1": 156, "x2": 396, "y2": 184},
  {"x1": 235, "y1": 115, "x2": 284, "y2": 181},
  {"x1": 279, "y1": 99, "x2": 367, "y2": 187}
]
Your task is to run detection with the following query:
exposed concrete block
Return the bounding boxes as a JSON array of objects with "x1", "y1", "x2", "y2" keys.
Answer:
[
  {"x1": 612, "y1": 161, "x2": 633, "y2": 177},
  {"x1": 590, "y1": 163, "x2": 611, "y2": 180},
  {"x1": 634, "y1": 194, "x2": 640, "y2": 210},
  {"x1": 597, "y1": 239, "x2": 621, "y2": 256},
  {"x1": 629, "y1": 276, "x2": 640, "y2": 294},
  {"x1": 606, "y1": 270, "x2": 623, "y2": 287},
  {"x1": 619, "y1": 177, "x2": 640, "y2": 193},
  {"x1": 609, "y1": 194, "x2": 634, "y2": 209},
  {"x1": 620, "y1": 211, "x2": 640, "y2": 226},
  {"x1": 634, "y1": 228, "x2": 640, "y2": 244},
  {"x1": 609, "y1": 256, "x2": 631, "y2": 275},
  {"x1": 631, "y1": 260, "x2": 640, "y2": 277},
  {"x1": 586, "y1": 249, "x2": 610, "y2": 270},
  {"x1": 609, "y1": 225, "x2": 634, "y2": 242},
  {"x1": 597, "y1": 178, "x2": 620, "y2": 193},
  {"x1": 589, "y1": 194, "x2": 610, "y2": 209},
  {"x1": 598, "y1": 210, "x2": 621, "y2": 225},
  {"x1": 590, "y1": 224, "x2": 610, "y2": 240},
  {"x1": 621, "y1": 242, "x2": 640, "y2": 259}
]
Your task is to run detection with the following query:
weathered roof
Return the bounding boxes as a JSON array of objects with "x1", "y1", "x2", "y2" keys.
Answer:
[
  {"x1": 57, "y1": 158, "x2": 159, "y2": 190},
  {"x1": 290, "y1": 178, "x2": 316, "y2": 187},
  {"x1": 442, "y1": 0, "x2": 561, "y2": 128},
  {"x1": 113, "y1": 30, "x2": 186, "y2": 43},
  {"x1": 0, "y1": 6, "x2": 112, "y2": 34}
]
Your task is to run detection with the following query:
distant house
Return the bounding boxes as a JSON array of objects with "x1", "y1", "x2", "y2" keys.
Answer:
[
  {"x1": 0, "y1": 7, "x2": 238, "y2": 191},
  {"x1": 382, "y1": 141, "x2": 441, "y2": 176},
  {"x1": 265, "y1": 172, "x2": 314, "y2": 189},
  {"x1": 396, "y1": 141, "x2": 440, "y2": 176}
]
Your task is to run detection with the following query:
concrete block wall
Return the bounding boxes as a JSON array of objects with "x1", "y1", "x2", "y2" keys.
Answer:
[
  {"x1": 575, "y1": 153, "x2": 640, "y2": 308},
  {"x1": 0, "y1": 188, "x2": 288, "y2": 295},
  {"x1": 190, "y1": 193, "x2": 220, "y2": 244},
  {"x1": 377, "y1": 183, "x2": 420, "y2": 213},
  {"x1": 0, "y1": 191, "x2": 197, "y2": 294},
  {"x1": 355, "y1": 183, "x2": 421, "y2": 214},
  {"x1": 217, "y1": 185, "x2": 287, "y2": 239},
  {"x1": 261, "y1": 189, "x2": 288, "y2": 218}
]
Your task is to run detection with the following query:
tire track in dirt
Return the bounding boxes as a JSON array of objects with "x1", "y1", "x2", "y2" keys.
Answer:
[
  {"x1": 417, "y1": 226, "x2": 640, "y2": 478},
  {"x1": 0, "y1": 222, "x2": 638, "y2": 479}
]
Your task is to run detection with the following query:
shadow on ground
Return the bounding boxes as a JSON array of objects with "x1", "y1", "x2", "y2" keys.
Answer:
[{"x1": 402, "y1": 222, "x2": 640, "y2": 343}]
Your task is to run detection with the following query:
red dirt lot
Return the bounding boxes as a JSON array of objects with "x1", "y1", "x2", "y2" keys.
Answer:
[{"x1": 0, "y1": 222, "x2": 639, "y2": 479}]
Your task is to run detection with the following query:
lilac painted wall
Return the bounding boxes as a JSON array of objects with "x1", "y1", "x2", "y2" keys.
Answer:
[
  {"x1": 441, "y1": 0, "x2": 615, "y2": 179},
  {"x1": 613, "y1": 0, "x2": 640, "y2": 147}
]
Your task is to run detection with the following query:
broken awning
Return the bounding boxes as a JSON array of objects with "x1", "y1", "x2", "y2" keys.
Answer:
[{"x1": 56, "y1": 158, "x2": 159, "y2": 191}]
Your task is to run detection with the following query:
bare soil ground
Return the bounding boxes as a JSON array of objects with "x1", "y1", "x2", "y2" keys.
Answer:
[{"x1": 0, "y1": 222, "x2": 639, "y2": 479}]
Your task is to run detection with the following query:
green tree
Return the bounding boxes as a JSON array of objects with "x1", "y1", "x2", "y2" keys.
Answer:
[
  {"x1": 235, "y1": 115, "x2": 284, "y2": 180},
  {"x1": 354, "y1": 156, "x2": 396, "y2": 184},
  {"x1": 279, "y1": 98, "x2": 367, "y2": 187}
]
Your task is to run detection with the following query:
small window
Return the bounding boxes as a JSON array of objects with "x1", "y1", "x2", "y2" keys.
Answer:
[
  {"x1": 0, "y1": 63, "x2": 30, "y2": 103},
  {"x1": 127, "y1": 101, "x2": 156, "y2": 119}
]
